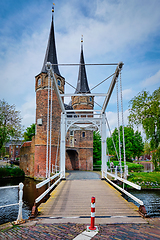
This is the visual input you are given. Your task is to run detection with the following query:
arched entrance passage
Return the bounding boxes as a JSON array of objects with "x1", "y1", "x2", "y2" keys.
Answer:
[{"x1": 66, "y1": 149, "x2": 79, "y2": 170}]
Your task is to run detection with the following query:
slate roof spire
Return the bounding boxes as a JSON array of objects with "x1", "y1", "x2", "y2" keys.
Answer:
[
  {"x1": 41, "y1": 8, "x2": 61, "y2": 76},
  {"x1": 75, "y1": 36, "x2": 90, "y2": 93}
]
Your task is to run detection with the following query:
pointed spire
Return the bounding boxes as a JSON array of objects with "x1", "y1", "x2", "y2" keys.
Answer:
[
  {"x1": 75, "y1": 36, "x2": 90, "y2": 93},
  {"x1": 41, "y1": 4, "x2": 61, "y2": 76}
]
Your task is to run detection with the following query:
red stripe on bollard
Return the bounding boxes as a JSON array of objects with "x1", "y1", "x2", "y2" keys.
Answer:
[{"x1": 89, "y1": 197, "x2": 97, "y2": 231}]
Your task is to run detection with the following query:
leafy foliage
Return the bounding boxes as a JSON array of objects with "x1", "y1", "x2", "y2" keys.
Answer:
[
  {"x1": 0, "y1": 99, "x2": 22, "y2": 150},
  {"x1": 0, "y1": 165, "x2": 25, "y2": 178},
  {"x1": 107, "y1": 126, "x2": 144, "y2": 161},
  {"x1": 93, "y1": 131, "x2": 101, "y2": 163},
  {"x1": 128, "y1": 87, "x2": 160, "y2": 150},
  {"x1": 23, "y1": 123, "x2": 35, "y2": 141},
  {"x1": 107, "y1": 160, "x2": 144, "y2": 172}
]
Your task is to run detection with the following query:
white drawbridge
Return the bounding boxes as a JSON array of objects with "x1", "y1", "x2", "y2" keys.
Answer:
[{"x1": 45, "y1": 61, "x2": 125, "y2": 179}]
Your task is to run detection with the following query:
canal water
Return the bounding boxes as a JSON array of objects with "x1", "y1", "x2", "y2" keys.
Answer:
[
  {"x1": 0, "y1": 177, "x2": 41, "y2": 225},
  {"x1": 129, "y1": 189, "x2": 160, "y2": 217},
  {"x1": 0, "y1": 177, "x2": 160, "y2": 225}
]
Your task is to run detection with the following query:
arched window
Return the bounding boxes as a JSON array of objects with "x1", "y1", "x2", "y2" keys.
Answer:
[
  {"x1": 57, "y1": 79, "x2": 61, "y2": 86},
  {"x1": 38, "y1": 78, "x2": 41, "y2": 86}
]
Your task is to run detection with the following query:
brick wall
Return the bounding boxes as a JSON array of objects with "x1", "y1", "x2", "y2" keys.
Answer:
[
  {"x1": 20, "y1": 136, "x2": 35, "y2": 178},
  {"x1": 34, "y1": 72, "x2": 63, "y2": 178}
]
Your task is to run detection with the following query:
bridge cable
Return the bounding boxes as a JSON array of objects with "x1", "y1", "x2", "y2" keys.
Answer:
[
  {"x1": 119, "y1": 70, "x2": 127, "y2": 178},
  {"x1": 49, "y1": 74, "x2": 53, "y2": 178},
  {"x1": 46, "y1": 70, "x2": 51, "y2": 178},
  {"x1": 64, "y1": 72, "x2": 115, "y2": 110},
  {"x1": 116, "y1": 77, "x2": 122, "y2": 177},
  {"x1": 55, "y1": 129, "x2": 60, "y2": 173},
  {"x1": 105, "y1": 116, "x2": 119, "y2": 162}
]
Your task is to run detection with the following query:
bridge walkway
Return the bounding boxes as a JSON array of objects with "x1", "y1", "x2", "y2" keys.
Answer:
[{"x1": 37, "y1": 171, "x2": 146, "y2": 224}]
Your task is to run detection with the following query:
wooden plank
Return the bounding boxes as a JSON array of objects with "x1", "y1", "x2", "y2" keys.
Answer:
[{"x1": 38, "y1": 174, "x2": 146, "y2": 224}]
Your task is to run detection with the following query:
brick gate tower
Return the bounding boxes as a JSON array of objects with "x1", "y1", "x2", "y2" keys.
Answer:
[
  {"x1": 34, "y1": 15, "x2": 65, "y2": 178},
  {"x1": 66, "y1": 38, "x2": 94, "y2": 171},
  {"x1": 20, "y1": 12, "x2": 94, "y2": 179}
]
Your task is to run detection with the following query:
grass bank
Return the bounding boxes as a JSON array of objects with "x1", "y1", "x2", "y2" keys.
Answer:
[
  {"x1": 128, "y1": 172, "x2": 160, "y2": 189},
  {"x1": 0, "y1": 165, "x2": 25, "y2": 178}
]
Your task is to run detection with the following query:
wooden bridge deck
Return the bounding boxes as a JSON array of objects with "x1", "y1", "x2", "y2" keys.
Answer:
[{"x1": 38, "y1": 171, "x2": 146, "y2": 224}]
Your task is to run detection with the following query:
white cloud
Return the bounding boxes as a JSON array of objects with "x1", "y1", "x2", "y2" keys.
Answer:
[
  {"x1": 20, "y1": 96, "x2": 36, "y2": 129},
  {"x1": 142, "y1": 70, "x2": 160, "y2": 87},
  {"x1": 0, "y1": 0, "x2": 160, "y2": 132},
  {"x1": 122, "y1": 89, "x2": 133, "y2": 100},
  {"x1": 106, "y1": 109, "x2": 129, "y2": 136}
]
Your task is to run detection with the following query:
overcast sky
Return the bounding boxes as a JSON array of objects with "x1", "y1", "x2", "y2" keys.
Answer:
[{"x1": 0, "y1": 0, "x2": 160, "y2": 137}]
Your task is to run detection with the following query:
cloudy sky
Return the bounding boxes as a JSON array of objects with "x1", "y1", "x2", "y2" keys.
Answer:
[{"x1": 0, "y1": 0, "x2": 160, "y2": 137}]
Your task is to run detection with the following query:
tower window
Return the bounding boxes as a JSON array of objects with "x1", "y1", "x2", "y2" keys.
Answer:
[
  {"x1": 70, "y1": 130, "x2": 74, "y2": 136},
  {"x1": 89, "y1": 97, "x2": 92, "y2": 102},
  {"x1": 38, "y1": 78, "x2": 41, "y2": 86},
  {"x1": 82, "y1": 132, "x2": 85, "y2": 138},
  {"x1": 57, "y1": 79, "x2": 61, "y2": 86}
]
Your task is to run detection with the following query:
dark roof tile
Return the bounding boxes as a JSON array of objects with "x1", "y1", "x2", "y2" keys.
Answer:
[
  {"x1": 75, "y1": 47, "x2": 90, "y2": 93},
  {"x1": 41, "y1": 16, "x2": 61, "y2": 76}
]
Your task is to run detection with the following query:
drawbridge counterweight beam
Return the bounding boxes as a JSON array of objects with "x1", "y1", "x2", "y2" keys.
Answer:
[{"x1": 101, "y1": 62, "x2": 123, "y2": 114}]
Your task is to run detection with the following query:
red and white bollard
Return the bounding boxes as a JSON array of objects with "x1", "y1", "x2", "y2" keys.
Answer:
[{"x1": 88, "y1": 196, "x2": 98, "y2": 231}]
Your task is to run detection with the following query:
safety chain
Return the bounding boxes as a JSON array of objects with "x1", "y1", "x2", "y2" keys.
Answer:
[
  {"x1": 49, "y1": 74, "x2": 53, "y2": 178},
  {"x1": 55, "y1": 129, "x2": 60, "y2": 173},
  {"x1": 105, "y1": 116, "x2": 119, "y2": 161},
  {"x1": 116, "y1": 78, "x2": 122, "y2": 176}
]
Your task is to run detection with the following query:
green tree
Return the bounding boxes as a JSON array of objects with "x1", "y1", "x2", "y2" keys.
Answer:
[
  {"x1": 107, "y1": 126, "x2": 144, "y2": 161},
  {"x1": 93, "y1": 131, "x2": 101, "y2": 163},
  {"x1": 152, "y1": 146, "x2": 160, "y2": 171},
  {"x1": 0, "y1": 99, "x2": 22, "y2": 150},
  {"x1": 23, "y1": 123, "x2": 35, "y2": 141},
  {"x1": 144, "y1": 141, "x2": 151, "y2": 155},
  {"x1": 128, "y1": 87, "x2": 160, "y2": 150}
]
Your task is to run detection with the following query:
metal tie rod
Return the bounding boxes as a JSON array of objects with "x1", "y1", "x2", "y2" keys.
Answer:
[{"x1": 51, "y1": 63, "x2": 119, "y2": 66}]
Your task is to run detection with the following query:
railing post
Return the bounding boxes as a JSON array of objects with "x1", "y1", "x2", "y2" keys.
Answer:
[
  {"x1": 124, "y1": 165, "x2": 127, "y2": 179},
  {"x1": 115, "y1": 166, "x2": 117, "y2": 180},
  {"x1": 101, "y1": 113, "x2": 106, "y2": 179},
  {"x1": 14, "y1": 182, "x2": 24, "y2": 224},
  {"x1": 120, "y1": 166, "x2": 123, "y2": 178}
]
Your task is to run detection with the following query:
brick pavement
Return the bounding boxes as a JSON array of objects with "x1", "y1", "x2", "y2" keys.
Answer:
[{"x1": 0, "y1": 218, "x2": 160, "y2": 239}]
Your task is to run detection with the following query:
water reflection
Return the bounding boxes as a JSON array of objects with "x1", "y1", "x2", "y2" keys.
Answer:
[{"x1": 0, "y1": 178, "x2": 41, "y2": 225}]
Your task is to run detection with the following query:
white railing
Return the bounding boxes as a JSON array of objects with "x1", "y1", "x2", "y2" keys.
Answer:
[
  {"x1": 106, "y1": 171, "x2": 141, "y2": 190},
  {"x1": 0, "y1": 183, "x2": 24, "y2": 224},
  {"x1": 107, "y1": 165, "x2": 128, "y2": 179},
  {"x1": 104, "y1": 175, "x2": 144, "y2": 205},
  {"x1": 52, "y1": 164, "x2": 60, "y2": 174},
  {"x1": 103, "y1": 170, "x2": 144, "y2": 206},
  {"x1": 35, "y1": 171, "x2": 62, "y2": 204}
]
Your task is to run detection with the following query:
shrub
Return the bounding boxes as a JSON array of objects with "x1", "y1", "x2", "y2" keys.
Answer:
[{"x1": 0, "y1": 165, "x2": 25, "y2": 178}]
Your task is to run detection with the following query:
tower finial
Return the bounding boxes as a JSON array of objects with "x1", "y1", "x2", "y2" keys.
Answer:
[
  {"x1": 81, "y1": 35, "x2": 83, "y2": 50},
  {"x1": 52, "y1": 3, "x2": 55, "y2": 13}
]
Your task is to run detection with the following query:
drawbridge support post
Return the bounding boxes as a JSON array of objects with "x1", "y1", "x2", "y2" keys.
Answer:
[
  {"x1": 101, "y1": 113, "x2": 106, "y2": 179},
  {"x1": 60, "y1": 113, "x2": 66, "y2": 179}
]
